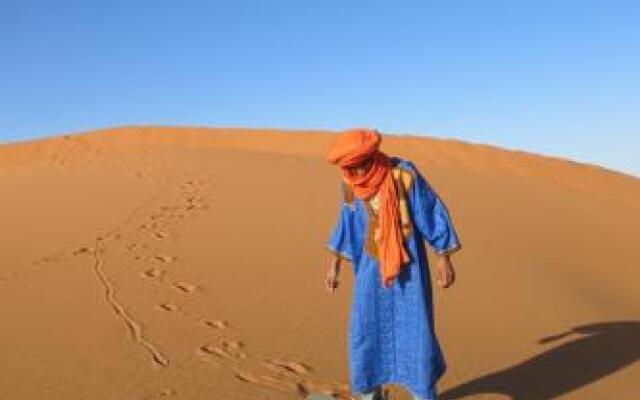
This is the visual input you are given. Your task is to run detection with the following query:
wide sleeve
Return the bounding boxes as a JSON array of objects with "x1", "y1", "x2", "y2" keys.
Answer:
[
  {"x1": 408, "y1": 164, "x2": 462, "y2": 255},
  {"x1": 325, "y1": 183, "x2": 354, "y2": 262}
]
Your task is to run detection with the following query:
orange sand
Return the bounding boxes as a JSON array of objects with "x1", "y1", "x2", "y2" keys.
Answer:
[{"x1": 0, "y1": 126, "x2": 638, "y2": 399}]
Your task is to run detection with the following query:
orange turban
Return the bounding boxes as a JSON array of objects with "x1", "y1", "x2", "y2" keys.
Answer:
[
  {"x1": 326, "y1": 128, "x2": 381, "y2": 168},
  {"x1": 326, "y1": 128, "x2": 410, "y2": 287}
]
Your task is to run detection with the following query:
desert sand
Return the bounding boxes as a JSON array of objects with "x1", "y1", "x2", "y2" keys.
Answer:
[{"x1": 0, "y1": 126, "x2": 638, "y2": 400}]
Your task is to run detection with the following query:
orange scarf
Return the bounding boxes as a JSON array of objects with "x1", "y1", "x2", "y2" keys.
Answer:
[{"x1": 326, "y1": 129, "x2": 410, "y2": 288}]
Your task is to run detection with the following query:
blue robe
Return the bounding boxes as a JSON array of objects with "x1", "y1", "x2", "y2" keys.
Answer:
[{"x1": 326, "y1": 157, "x2": 461, "y2": 400}]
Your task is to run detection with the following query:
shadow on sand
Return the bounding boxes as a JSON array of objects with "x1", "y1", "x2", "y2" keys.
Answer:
[{"x1": 440, "y1": 321, "x2": 640, "y2": 400}]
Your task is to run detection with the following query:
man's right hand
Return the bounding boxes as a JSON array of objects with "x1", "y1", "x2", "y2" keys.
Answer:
[{"x1": 324, "y1": 263, "x2": 340, "y2": 294}]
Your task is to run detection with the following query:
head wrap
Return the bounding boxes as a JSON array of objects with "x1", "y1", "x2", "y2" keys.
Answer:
[
  {"x1": 326, "y1": 128, "x2": 410, "y2": 288},
  {"x1": 326, "y1": 128, "x2": 381, "y2": 168}
]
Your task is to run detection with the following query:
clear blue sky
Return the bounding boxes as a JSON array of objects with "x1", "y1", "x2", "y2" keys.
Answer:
[{"x1": 1, "y1": 1, "x2": 638, "y2": 176}]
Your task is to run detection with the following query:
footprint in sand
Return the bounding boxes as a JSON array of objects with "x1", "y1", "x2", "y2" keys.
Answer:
[
  {"x1": 151, "y1": 231, "x2": 169, "y2": 240},
  {"x1": 198, "y1": 339, "x2": 246, "y2": 359},
  {"x1": 262, "y1": 359, "x2": 312, "y2": 376},
  {"x1": 200, "y1": 319, "x2": 229, "y2": 329},
  {"x1": 298, "y1": 380, "x2": 357, "y2": 400},
  {"x1": 222, "y1": 339, "x2": 247, "y2": 358},
  {"x1": 71, "y1": 246, "x2": 93, "y2": 255},
  {"x1": 140, "y1": 222, "x2": 162, "y2": 230},
  {"x1": 126, "y1": 242, "x2": 148, "y2": 252},
  {"x1": 140, "y1": 268, "x2": 165, "y2": 279},
  {"x1": 157, "y1": 303, "x2": 178, "y2": 312},
  {"x1": 240, "y1": 370, "x2": 353, "y2": 400},
  {"x1": 172, "y1": 282, "x2": 198, "y2": 293},
  {"x1": 224, "y1": 339, "x2": 244, "y2": 351},
  {"x1": 155, "y1": 255, "x2": 176, "y2": 263},
  {"x1": 233, "y1": 369, "x2": 309, "y2": 396},
  {"x1": 197, "y1": 344, "x2": 230, "y2": 359}
]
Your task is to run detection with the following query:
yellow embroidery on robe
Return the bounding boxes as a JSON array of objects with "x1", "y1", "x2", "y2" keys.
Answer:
[{"x1": 363, "y1": 165, "x2": 414, "y2": 260}]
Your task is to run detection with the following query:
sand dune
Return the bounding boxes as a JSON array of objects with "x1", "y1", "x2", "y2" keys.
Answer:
[{"x1": 0, "y1": 126, "x2": 638, "y2": 400}]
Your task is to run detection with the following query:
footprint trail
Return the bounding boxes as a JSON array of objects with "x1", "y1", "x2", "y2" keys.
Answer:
[{"x1": 91, "y1": 237, "x2": 169, "y2": 367}]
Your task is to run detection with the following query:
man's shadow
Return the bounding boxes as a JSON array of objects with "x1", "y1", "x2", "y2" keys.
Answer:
[{"x1": 440, "y1": 321, "x2": 640, "y2": 400}]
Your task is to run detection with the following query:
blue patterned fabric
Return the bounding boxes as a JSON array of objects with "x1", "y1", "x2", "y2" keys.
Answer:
[{"x1": 326, "y1": 157, "x2": 461, "y2": 400}]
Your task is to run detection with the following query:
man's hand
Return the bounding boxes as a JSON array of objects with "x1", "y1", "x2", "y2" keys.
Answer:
[
  {"x1": 324, "y1": 258, "x2": 341, "y2": 294},
  {"x1": 435, "y1": 254, "x2": 456, "y2": 288}
]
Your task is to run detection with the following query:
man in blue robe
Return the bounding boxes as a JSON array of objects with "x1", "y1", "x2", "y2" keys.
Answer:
[{"x1": 324, "y1": 128, "x2": 461, "y2": 400}]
